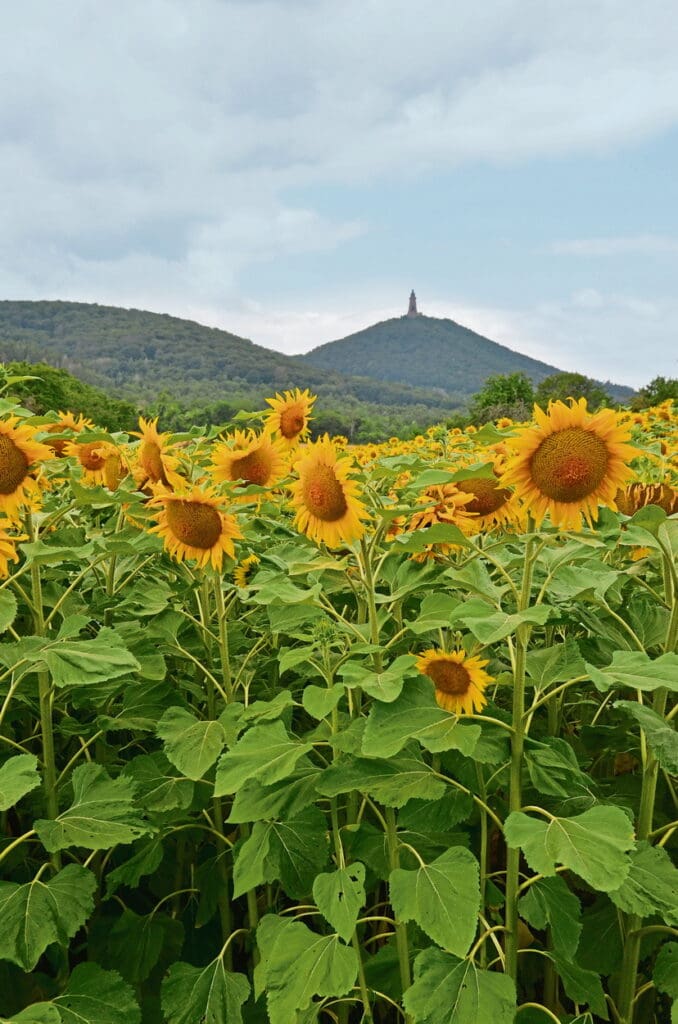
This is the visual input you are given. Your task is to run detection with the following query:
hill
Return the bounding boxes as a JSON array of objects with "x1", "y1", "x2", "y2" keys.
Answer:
[{"x1": 303, "y1": 313, "x2": 633, "y2": 402}]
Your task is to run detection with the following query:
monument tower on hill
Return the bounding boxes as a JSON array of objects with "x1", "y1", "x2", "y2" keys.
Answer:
[{"x1": 407, "y1": 290, "x2": 419, "y2": 317}]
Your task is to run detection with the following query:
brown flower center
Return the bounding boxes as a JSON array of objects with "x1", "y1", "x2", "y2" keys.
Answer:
[
  {"x1": 530, "y1": 427, "x2": 609, "y2": 502},
  {"x1": 140, "y1": 440, "x2": 169, "y2": 486},
  {"x1": 424, "y1": 658, "x2": 472, "y2": 696},
  {"x1": 0, "y1": 435, "x2": 29, "y2": 494},
  {"x1": 231, "y1": 448, "x2": 273, "y2": 486},
  {"x1": 165, "y1": 500, "x2": 223, "y2": 549},
  {"x1": 457, "y1": 477, "x2": 512, "y2": 516},
  {"x1": 279, "y1": 404, "x2": 305, "y2": 439},
  {"x1": 302, "y1": 463, "x2": 348, "y2": 522}
]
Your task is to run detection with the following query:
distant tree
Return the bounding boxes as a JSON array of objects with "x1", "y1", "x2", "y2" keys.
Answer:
[
  {"x1": 468, "y1": 372, "x2": 535, "y2": 423},
  {"x1": 5, "y1": 361, "x2": 139, "y2": 431},
  {"x1": 535, "y1": 372, "x2": 612, "y2": 410},
  {"x1": 632, "y1": 375, "x2": 678, "y2": 409}
]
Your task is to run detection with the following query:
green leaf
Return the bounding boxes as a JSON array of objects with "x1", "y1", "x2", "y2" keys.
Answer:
[
  {"x1": 549, "y1": 563, "x2": 619, "y2": 600},
  {"x1": 121, "y1": 753, "x2": 194, "y2": 813},
  {"x1": 577, "y1": 897, "x2": 623, "y2": 977},
  {"x1": 339, "y1": 655, "x2": 418, "y2": 703},
  {"x1": 233, "y1": 808, "x2": 329, "y2": 899},
  {"x1": 587, "y1": 651, "x2": 678, "y2": 692},
  {"x1": 302, "y1": 684, "x2": 344, "y2": 719},
  {"x1": 608, "y1": 842, "x2": 678, "y2": 924},
  {"x1": 406, "y1": 594, "x2": 462, "y2": 635},
  {"x1": 1, "y1": 1006, "x2": 61, "y2": 1023},
  {"x1": 0, "y1": 591, "x2": 17, "y2": 634},
  {"x1": 390, "y1": 847, "x2": 480, "y2": 957},
  {"x1": 34, "y1": 764, "x2": 148, "y2": 852},
  {"x1": 0, "y1": 865, "x2": 96, "y2": 970},
  {"x1": 615, "y1": 700, "x2": 678, "y2": 773},
  {"x1": 255, "y1": 915, "x2": 357, "y2": 1024},
  {"x1": 654, "y1": 942, "x2": 678, "y2": 999},
  {"x1": 313, "y1": 864, "x2": 366, "y2": 942},
  {"x1": 392, "y1": 523, "x2": 470, "y2": 553},
  {"x1": 214, "y1": 721, "x2": 313, "y2": 796},
  {"x1": 38, "y1": 628, "x2": 140, "y2": 687},
  {"x1": 362, "y1": 685, "x2": 480, "y2": 758},
  {"x1": 518, "y1": 877, "x2": 581, "y2": 960},
  {"x1": 317, "y1": 749, "x2": 446, "y2": 808},
  {"x1": 227, "y1": 768, "x2": 320, "y2": 823},
  {"x1": 457, "y1": 605, "x2": 553, "y2": 644},
  {"x1": 53, "y1": 963, "x2": 141, "y2": 1024},
  {"x1": 161, "y1": 958, "x2": 250, "y2": 1024},
  {"x1": 504, "y1": 806, "x2": 634, "y2": 892},
  {"x1": 552, "y1": 955, "x2": 608, "y2": 1020},
  {"x1": 525, "y1": 638, "x2": 585, "y2": 688},
  {"x1": 105, "y1": 839, "x2": 164, "y2": 896},
  {"x1": 156, "y1": 706, "x2": 225, "y2": 780},
  {"x1": 524, "y1": 738, "x2": 590, "y2": 799},
  {"x1": 104, "y1": 909, "x2": 166, "y2": 984},
  {"x1": 0, "y1": 754, "x2": 40, "y2": 811},
  {"x1": 403, "y1": 947, "x2": 516, "y2": 1024}
]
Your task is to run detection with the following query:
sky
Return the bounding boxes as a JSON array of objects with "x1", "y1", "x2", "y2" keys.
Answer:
[{"x1": 1, "y1": 1, "x2": 677, "y2": 388}]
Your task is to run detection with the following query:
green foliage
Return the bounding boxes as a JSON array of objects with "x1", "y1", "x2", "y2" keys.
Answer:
[
  {"x1": 468, "y1": 371, "x2": 535, "y2": 422},
  {"x1": 4, "y1": 361, "x2": 138, "y2": 430},
  {"x1": 534, "y1": 371, "x2": 613, "y2": 409},
  {"x1": 633, "y1": 374, "x2": 678, "y2": 408}
]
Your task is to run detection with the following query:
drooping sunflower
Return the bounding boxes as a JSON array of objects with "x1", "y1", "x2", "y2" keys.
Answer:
[
  {"x1": 45, "y1": 411, "x2": 95, "y2": 456},
  {"x1": 64, "y1": 438, "x2": 122, "y2": 486},
  {"x1": 289, "y1": 436, "x2": 368, "y2": 547},
  {"x1": 0, "y1": 416, "x2": 52, "y2": 520},
  {"x1": 416, "y1": 648, "x2": 492, "y2": 715},
  {"x1": 264, "y1": 389, "x2": 316, "y2": 447},
  {"x1": 454, "y1": 474, "x2": 522, "y2": 533},
  {"x1": 131, "y1": 417, "x2": 183, "y2": 490},
  {"x1": 500, "y1": 399, "x2": 638, "y2": 530},
  {"x1": 210, "y1": 430, "x2": 287, "y2": 493},
  {"x1": 615, "y1": 482, "x2": 678, "y2": 517},
  {"x1": 148, "y1": 485, "x2": 242, "y2": 570}
]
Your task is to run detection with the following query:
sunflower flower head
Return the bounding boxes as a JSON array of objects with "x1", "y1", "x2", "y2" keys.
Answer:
[
  {"x1": 416, "y1": 648, "x2": 492, "y2": 715},
  {"x1": 210, "y1": 429, "x2": 287, "y2": 494},
  {"x1": 501, "y1": 398, "x2": 638, "y2": 530},
  {"x1": 45, "y1": 410, "x2": 95, "y2": 456},
  {"x1": 0, "y1": 519, "x2": 25, "y2": 578},
  {"x1": 289, "y1": 435, "x2": 368, "y2": 547},
  {"x1": 147, "y1": 484, "x2": 242, "y2": 571},
  {"x1": 264, "y1": 389, "x2": 316, "y2": 447},
  {"x1": 0, "y1": 415, "x2": 52, "y2": 520},
  {"x1": 234, "y1": 553, "x2": 261, "y2": 588},
  {"x1": 132, "y1": 417, "x2": 184, "y2": 490},
  {"x1": 615, "y1": 482, "x2": 678, "y2": 517}
]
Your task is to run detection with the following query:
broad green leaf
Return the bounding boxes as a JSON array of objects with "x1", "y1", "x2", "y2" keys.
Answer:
[
  {"x1": 587, "y1": 651, "x2": 678, "y2": 692},
  {"x1": 317, "y1": 749, "x2": 446, "y2": 808},
  {"x1": 104, "y1": 909, "x2": 166, "y2": 984},
  {"x1": 0, "y1": 865, "x2": 96, "y2": 970},
  {"x1": 227, "y1": 768, "x2": 320, "y2": 823},
  {"x1": 0, "y1": 591, "x2": 17, "y2": 633},
  {"x1": 302, "y1": 684, "x2": 344, "y2": 719},
  {"x1": 390, "y1": 847, "x2": 480, "y2": 956},
  {"x1": 35, "y1": 764, "x2": 148, "y2": 852},
  {"x1": 255, "y1": 915, "x2": 357, "y2": 1024},
  {"x1": 608, "y1": 842, "x2": 678, "y2": 924},
  {"x1": 339, "y1": 655, "x2": 418, "y2": 702},
  {"x1": 577, "y1": 896, "x2": 623, "y2": 977},
  {"x1": 313, "y1": 864, "x2": 366, "y2": 942},
  {"x1": 504, "y1": 806, "x2": 634, "y2": 892},
  {"x1": 518, "y1": 876, "x2": 582, "y2": 960},
  {"x1": 524, "y1": 738, "x2": 590, "y2": 799},
  {"x1": 525, "y1": 638, "x2": 585, "y2": 688},
  {"x1": 552, "y1": 955, "x2": 608, "y2": 1020},
  {"x1": 105, "y1": 839, "x2": 164, "y2": 896},
  {"x1": 362, "y1": 685, "x2": 480, "y2": 758},
  {"x1": 1, "y1": 1006, "x2": 62, "y2": 1023},
  {"x1": 392, "y1": 523, "x2": 470, "y2": 553},
  {"x1": 157, "y1": 706, "x2": 225, "y2": 780},
  {"x1": 38, "y1": 628, "x2": 140, "y2": 686},
  {"x1": 548, "y1": 563, "x2": 619, "y2": 600},
  {"x1": 399, "y1": 790, "x2": 473, "y2": 832},
  {"x1": 240, "y1": 690, "x2": 295, "y2": 725},
  {"x1": 406, "y1": 593, "x2": 462, "y2": 635},
  {"x1": 403, "y1": 947, "x2": 516, "y2": 1024},
  {"x1": 0, "y1": 754, "x2": 40, "y2": 811},
  {"x1": 121, "y1": 753, "x2": 194, "y2": 812},
  {"x1": 233, "y1": 808, "x2": 329, "y2": 899},
  {"x1": 457, "y1": 604, "x2": 553, "y2": 644},
  {"x1": 161, "y1": 958, "x2": 250, "y2": 1024},
  {"x1": 654, "y1": 942, "x2": 678, "y2": 998},
  {"x1": 53, "y1": 963, "x2": 141, "y2": 1024},
  {"x1": 214, "y1": 721, "x2": 313, "y2": 795},
  {"x1": 615, "y1": 700, "x2": 678, "y2": 773}
]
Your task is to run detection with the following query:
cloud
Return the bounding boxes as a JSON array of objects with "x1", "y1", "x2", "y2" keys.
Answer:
[{"x1": 551, "y1": 235, "x2": 678, "y2": 256}]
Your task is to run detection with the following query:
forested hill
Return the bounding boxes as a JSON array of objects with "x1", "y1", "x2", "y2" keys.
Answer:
[{"x1": 304, "y1": 313, "x2": 633, "y2": 402}]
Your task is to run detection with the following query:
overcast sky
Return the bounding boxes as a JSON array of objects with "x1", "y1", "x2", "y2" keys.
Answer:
[{"x1": 2, "y1": 1, "x2": 677, "y2": 388}]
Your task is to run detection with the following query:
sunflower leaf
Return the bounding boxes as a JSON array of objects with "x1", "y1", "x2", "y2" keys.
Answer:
[
  {"x1": 0, "y1": 591, "x2": 18, "y2": 634},
  {"x1": 608, "y1": 842, "x2": 678, "y2": 923},
  {"x1": 552, "y1": 955, "x2": 608, "y2": 1019},
  {"x1": 157, "y1": 706, "x2": 226, "y2": 780},
  {"x1": 614, "y1": 700, "x2": 678, "y2": 773},
  {"x1": 317, "y1": 748, "x2": 446, "y2": 807},
  {"x1": 313, "y1": 863, "x2": 366, "y2": 942},
  {"x1": 518, "y1": 876, "x2": 582, "y2": 960},
  {"x1": 0, "y1": 753, "x2": 40, "y2": 811},
  {"x1": 403, "y1": 948, "x2": 516, "y2": 1024},
  {"x1": 362, "y1": 684, "x2": 480, "y2": 757},
  {"x1": 214, "y1": 721, "x2": 313, "y2": 795},
  {"x1": 586, "y1": 651, "x2": 678, "y2": 692},
  {"x1": 339, "y1": 654, "x2": 418, "y2": 703},
  {"x1": 161, "y1": 959, "x2": 251, "y2": 1024},
  {"x1": 52, "y1": 963, "x2": 141, "y2": 1024}
]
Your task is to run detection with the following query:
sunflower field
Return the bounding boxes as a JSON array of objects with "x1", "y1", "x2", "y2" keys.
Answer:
[{"x1": 0, "y1": 377, "x2": 676, "y2": 1024}]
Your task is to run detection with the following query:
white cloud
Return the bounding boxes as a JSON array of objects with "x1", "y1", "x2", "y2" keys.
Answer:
[{"x1": 551, "y1": 235, "x2": 678, "y2": 256}]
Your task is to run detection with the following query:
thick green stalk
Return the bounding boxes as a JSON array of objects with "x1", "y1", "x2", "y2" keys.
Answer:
[
  {"x1": 213, "y1": 577, "x2": 233, "y2": 700},
  {"x1": 385, "y1": 807, "x2": 412, "y2": 1018},
  {"x1": 504, "y1": 525, "x2": 536, "y2": 983}
]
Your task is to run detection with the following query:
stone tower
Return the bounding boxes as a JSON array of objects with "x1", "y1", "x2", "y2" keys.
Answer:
[{"x1": 407, "y1": 290, "x2": 418, "y2": 317}]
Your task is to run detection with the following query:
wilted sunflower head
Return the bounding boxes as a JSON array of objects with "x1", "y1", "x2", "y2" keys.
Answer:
[
  {"x1": 264, "y1": 389, "x2": 316, "y2": 447},
  {"x1": 289, "y1": 435, "x2": 368, "y2": 547},
  {"x1": 406, "y1": 482, "x2": 477, "y2": 556},
  {"x1": 500, "y1": 398, "x2": 638, "y2": 530},
  {"x1": 416, "y1": 649, "x2": 492, "y2": 715},
  {"x1": 132, "y1": 417, "x2": 183, "y2": 490},
  {"x1": 148, "y1": 485, "x2": 242, "y2": 571},
  {"x1": 0, "y1": 416, "x2": 52, "y2": 520},
  {"x1": 210, "y1": 430, "x2": 287, "y2": 492},
  {"x1": 615, "y1": 482, "x2": 678, "y2": 517}
]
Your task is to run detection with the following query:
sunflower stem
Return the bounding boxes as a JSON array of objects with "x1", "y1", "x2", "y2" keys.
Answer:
[
  {"x1": 385, "y1": 806, "x2": 412, "y2": 1019},
  {"x1": 504, "y1": 517, "x2": 537, "y2": 985},
  {"x1": 213, "y1": 575, "x2": 233, "y2": 701}
]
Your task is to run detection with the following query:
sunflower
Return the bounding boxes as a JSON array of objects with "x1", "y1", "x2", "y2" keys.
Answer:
[
  {"x1": 45, "y1": 411, "x2": 95, "y2": 456},
  {"x1": 500, "y1": 399, "x2": 638, "y2": 530},
  {"x1": 416, "y1": 649, "x2": 492, "y2": 715},
  {"x1": 65, "y1": 439, "x2": 122, "y2": 486},
  {"x1": 0, "y1": 416, "x2": 52, "y2": 520},
  {"x1": 210, "y1": 430, "x2": 287, "y2": 493},
  {"x1": 264, "y1": 389, "x2": 316, "y2": 447},
  {"x1": 615, "y1": 482, "x2": 678, "y2": 517},
  {"x1": 234, "y1": 553, "x2": 260, "y2": 588},
  {"x1": 406, "y1": 482, "x2": 477, "y2": 556},
  {"x1": 148, "y1": 485, "x2": 242, "y2": 570},
  {"x1": 0, "y1": 520, "x2": 24, "y2": 578},
  {"x1": 131, "y1": 417, "x2": 183, "y2": 490},
  {"x1": 454, "y1": 474, "x2": 521, "y2": 532},
  {"x1": 289, "y1": 435, "x2": 368, "y2": 547}
]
